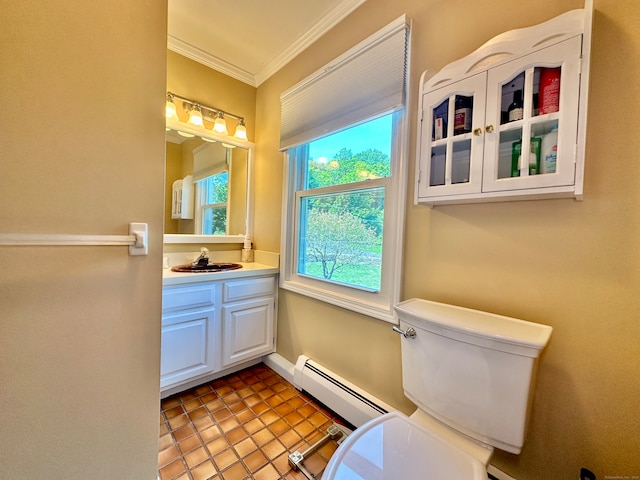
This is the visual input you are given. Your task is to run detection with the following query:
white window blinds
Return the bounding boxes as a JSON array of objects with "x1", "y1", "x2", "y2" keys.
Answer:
[
  {"x1": 192, "y1": 142, "x2": 228, "y2": 181},
  {"x1": 280, "y1": 15, "x2": 410, "y2": 150}
]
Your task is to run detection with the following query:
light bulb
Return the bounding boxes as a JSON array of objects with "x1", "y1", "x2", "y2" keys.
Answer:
[
  {"x1": 165, "y1": 96, "x2": 178, "y2": 120},
  {"x1": 234, "y1": 120, "x2": 247, "y2": 140},
  {"x1": 177, "y1": 131, "x2": 195, "y2": 138},
  {"x1": 188, "y1": 105, "x2": 204, "y2": 127},
  {"x1": 213, "y1": 113, "x2": 228, "y2": 134}
]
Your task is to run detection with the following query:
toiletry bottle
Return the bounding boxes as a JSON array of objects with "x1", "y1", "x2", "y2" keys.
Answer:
[
  {"x1": 539, "y1": 67, "x2": 561, "y2": 114},
  {"x1": 541, "y1": 125, "x2": 558, "y2": 174},
  {"x1": 511, "y1": 140, "x2": 522, "y2": 177},
  {"x1": 433, "y1": 102, "x2": 448, "y2": 140},
  {"x1": 508, "y1": 90, "x2": 524, "y2": 122},
  {"x1": 529, "y1": 137, "x2": 542, "y2": 175},
  {"x1": 242, "y1": 236, "x2": 254, "y2": 262},
  {"x1": 453, "y1": 95, "x2": 472, "y2": 135}
]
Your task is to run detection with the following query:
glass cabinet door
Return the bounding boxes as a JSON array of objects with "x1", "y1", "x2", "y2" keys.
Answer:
[
  {"x1": 418, "y1": 72, "x2": 486, "y2": 198},
  {"x1": 482, "y1": 36, "x2": 582, "y2": 192}
]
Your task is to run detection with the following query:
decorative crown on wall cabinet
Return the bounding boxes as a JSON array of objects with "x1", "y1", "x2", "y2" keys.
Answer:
[{"x1": 415, "y1": 0, "x2": 593, "y2": 207}]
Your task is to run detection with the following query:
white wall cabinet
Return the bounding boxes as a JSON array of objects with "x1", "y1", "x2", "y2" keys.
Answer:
[
  {"x1": 171, "y1": 175, "x2": 194, "y2": 219},
  {"x1": 416, "y1": 5, "x2": 592, "y2": 206},
  {"x1": 160, "y1": 275, "x2": 277, "y2": 395}
]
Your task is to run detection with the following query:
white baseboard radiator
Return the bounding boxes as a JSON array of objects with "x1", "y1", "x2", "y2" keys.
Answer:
[{"x1": 293, "y1": 355, "x2": 394, "y2": 427}]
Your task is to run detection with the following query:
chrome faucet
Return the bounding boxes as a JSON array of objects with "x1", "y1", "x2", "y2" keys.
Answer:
[{"x1": 192, "y1": 247, "x2": 210, "y2": 266}]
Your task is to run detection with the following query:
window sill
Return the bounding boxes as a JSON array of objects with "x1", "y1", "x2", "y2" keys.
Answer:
[{"x1": 280, "y1": 278, "x2": 397, "y2": 324}]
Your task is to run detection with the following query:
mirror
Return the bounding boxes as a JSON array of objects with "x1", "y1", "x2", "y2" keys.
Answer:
[{"x1": 164, "y1": 118, "x2": 254, "y2": 244}]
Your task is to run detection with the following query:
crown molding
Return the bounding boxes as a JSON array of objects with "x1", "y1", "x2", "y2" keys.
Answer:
[
  {"x1": 168, "y1": 0, "x2": 368, "y2": 87},
  {"x1": 167, "y1": 35, "x2": 257, "y2": 86}
]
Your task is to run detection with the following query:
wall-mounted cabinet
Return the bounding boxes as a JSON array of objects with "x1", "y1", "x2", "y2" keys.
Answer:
[
  {"x1": 171, "y1": 174, "x2": 194, "y2": 219},
  {"x1": 415, "y1": 4, "x2": 592, "y2": 206}
]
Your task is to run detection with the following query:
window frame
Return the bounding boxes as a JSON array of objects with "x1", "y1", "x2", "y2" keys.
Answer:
[
  {"x1": 194, "y1": 170, "x2": 230, "y2": 236},
  {"x1": 280, "y1": 111, "x2": 408, "y2": 323}
]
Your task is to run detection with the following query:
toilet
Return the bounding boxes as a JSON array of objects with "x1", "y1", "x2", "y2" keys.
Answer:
[{"x1": 323, "y1": 298, "x2": 553, "y2": 479}]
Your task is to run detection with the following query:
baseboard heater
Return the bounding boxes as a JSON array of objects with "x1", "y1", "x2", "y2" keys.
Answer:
[{"x1": 293, "y1": 355, "x2": 393, "y2": 428}]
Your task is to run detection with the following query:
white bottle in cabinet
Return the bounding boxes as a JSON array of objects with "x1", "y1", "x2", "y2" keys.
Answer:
[{"x1": 416, "y1": 3, "x2": 592, "y2": 206}]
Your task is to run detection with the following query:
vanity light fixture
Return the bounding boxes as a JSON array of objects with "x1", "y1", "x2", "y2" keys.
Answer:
[
  {"x1": 213, "y1": 112, "x2": 228, "y2": 135},
  {"x1": 187, "y1": 104, "x2": 204, "y2": 127},
  {"x1": 235, "y1": 118, "x2": 247, "y2": 140},
  {"x1": 165, "y1": 93, "x2": 178, "y2": 120},
  {"x1": 177, "y1": 131, "x2": 195, "y2": 138},
  {"x1": 165, "y1": 91, "x2": 248, "y2": 141}
]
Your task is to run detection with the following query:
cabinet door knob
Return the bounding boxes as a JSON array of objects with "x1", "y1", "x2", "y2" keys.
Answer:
[
  {"x1": 473, "y1": 128, "x2": 483, "y2": 136},
  {"x1": 485, "y1": 124, "x2": 494, "y2": 133}
]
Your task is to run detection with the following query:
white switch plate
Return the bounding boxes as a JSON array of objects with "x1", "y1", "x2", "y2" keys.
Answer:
[{"x1": 128, "y1": 222, "x2": 148, "y2": 256}]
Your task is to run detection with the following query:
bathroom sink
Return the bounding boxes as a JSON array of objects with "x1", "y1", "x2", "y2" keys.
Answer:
[{"x1": 171, "y1": 262, "x2": 242, "y2": 273}]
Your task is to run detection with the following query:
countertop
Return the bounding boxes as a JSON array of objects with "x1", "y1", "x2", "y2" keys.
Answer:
[{"x1": 162, "y1": 261, "x2": 279, "y2": 286}]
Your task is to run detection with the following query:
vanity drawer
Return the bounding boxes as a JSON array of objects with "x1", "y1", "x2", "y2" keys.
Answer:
[
  {"x1": 223, "y1": 276, "x2": 275, "y2": 303},
  {"x1": 162, "y1": 283, "x2": 216, "y2": 313}
]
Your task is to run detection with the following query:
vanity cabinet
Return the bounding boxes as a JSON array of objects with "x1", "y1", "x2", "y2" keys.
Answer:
[
  {"x1": 160, "y1": 274, "x2": 277, "y2": 395},
  {"x1": 222, "y1": 277, "x2": 276, "y2": 367},
  {"x1": 160, "y1": 283, "x2": 217, "y2": 389},
  {"x1": 416, "y1": 6, "x2": 592, "y2": 206}
]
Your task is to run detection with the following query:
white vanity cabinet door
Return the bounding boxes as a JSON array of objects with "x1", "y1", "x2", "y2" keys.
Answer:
[
  {"x1": 221, "y1": 276, "x2": 276, "y2": 368},
  {"x1": 160, "y1": 307, "x2": 217, "y2": 390},
  {"x1": 221, "y1": 297, "x2": 275, "y2": 367}
]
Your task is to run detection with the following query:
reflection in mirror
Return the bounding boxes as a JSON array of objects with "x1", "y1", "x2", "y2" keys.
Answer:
[{"x1": 165, "y1": 131, "x2": 248, "y2": 239}]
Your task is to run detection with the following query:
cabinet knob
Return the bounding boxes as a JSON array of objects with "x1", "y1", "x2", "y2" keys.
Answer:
[
  {"x1": 485, "y1": 124, "x2": 494, "y2": 133},
  {"x1": 473, "y1": 128, "x2": 483, "y2": 136}
]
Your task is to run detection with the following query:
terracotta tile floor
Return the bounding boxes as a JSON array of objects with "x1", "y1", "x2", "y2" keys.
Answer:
[{"x1": 158, "y1": 363, "x2": 352, "y2": 480}]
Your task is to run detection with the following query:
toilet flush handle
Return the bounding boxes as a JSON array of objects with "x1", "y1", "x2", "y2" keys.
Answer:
[{"x1": 392, "y1": 325, "x2": 416, "y2": 339}]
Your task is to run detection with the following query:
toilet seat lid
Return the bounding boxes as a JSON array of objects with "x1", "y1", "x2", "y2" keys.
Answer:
[{"x1": 322, "y1": 412, "x2": 486, "y2": 480}]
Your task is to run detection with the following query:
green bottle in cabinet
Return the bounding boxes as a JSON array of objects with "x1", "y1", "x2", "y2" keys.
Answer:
[{"x1": 511, "y1": 138, "x2": 542, "y2": 177}]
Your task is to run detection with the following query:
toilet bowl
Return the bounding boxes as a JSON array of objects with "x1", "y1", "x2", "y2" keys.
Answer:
[
  {"x1": 323, "y1": 411, "x2": 487, "y2": 479},
  {"x1": 322, "y1": 298, "x2": 552, "y2": 479}
]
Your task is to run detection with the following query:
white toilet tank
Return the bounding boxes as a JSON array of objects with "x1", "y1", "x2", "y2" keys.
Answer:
[{"x1": 393, "y1": 298, "x2": 552, "y2": 454}]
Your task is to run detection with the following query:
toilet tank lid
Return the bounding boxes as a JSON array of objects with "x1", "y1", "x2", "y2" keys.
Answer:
[{"x1": 394, "y1": 299, "x2": 552, "y2": 356}]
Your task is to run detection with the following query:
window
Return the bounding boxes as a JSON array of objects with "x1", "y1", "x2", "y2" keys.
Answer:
[
  {"x1": 297, "y1": 115, "x2": 391, "y2": 292},
  {"x1": 280, "y1": 16, "x2": 410, "y2": 322},
  {"x1": 196, "y1": 171, "x2": 229, "y2": 235}
]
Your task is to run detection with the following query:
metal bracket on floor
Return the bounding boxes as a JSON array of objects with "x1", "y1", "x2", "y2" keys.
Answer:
[{"x1": 288, "y1": 423, "x2": 352, "y2": 479}]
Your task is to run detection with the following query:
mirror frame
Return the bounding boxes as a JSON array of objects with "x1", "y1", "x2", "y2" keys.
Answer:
[{"x1": 164, "y1": 117, "x2": 255, "y2": 244}]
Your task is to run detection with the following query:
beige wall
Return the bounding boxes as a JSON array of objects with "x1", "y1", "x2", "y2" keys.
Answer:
[
  {"x1": 255, "y1": 0, "x2": 640, "y2": 478},
  {"x1": 0, "y1": 1, "x2": 167, "y2": 479}
]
